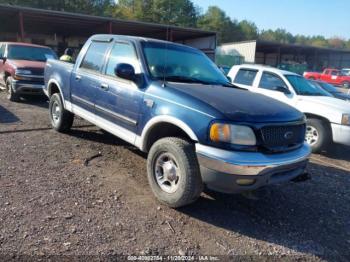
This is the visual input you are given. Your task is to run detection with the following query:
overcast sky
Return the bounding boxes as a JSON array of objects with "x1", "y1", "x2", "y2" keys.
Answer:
[{"x1": 191, "y1": 0, "x2": 349, "y2": 39}]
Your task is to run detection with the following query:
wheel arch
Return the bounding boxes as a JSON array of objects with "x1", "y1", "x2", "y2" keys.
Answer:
[
  {"x1": 139, "y1": 116, "x2": 199, "y2": 152},
  {"x1": 47, "y1": 79, "x2": 70, "y2": 110},
  {"x1": 304, "y1": 113, "x2": 333, "y2": 138},
  {"x1": 47, "y1": 79, "x2": 63, "y2": 98}
]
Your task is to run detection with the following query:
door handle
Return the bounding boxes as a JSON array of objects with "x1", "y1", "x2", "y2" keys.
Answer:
[
  {"x1": 100, "y1": 83, "x2": 109, "y2": 91},
  {"x1": 75, "y1": 75, "x2": 81, "y2": 81}
]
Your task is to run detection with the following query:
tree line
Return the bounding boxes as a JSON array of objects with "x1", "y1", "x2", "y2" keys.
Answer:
[{"x1": 1, "y1": 0, "x2": 349, "y2": 49}]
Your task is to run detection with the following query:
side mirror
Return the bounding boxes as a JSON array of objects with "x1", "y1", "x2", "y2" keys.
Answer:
[
  {"x1": 115, "y1": 63, "x2": 135, "y2": 81},
  {"x1": 0, "y1": 56, "x2": 6, "y2": 63},
  {"x1": 275, "y1": 86, "x2": 291, "y2": 95}
]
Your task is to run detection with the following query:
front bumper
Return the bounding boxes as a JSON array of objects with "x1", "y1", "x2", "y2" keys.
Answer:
[
  {"x1": 331, "y1": 123, "x2": 350, "y2": 146},
  {"x1": 196, "y1": 143, "x2": 311, "y2": 194},
  {"x1": 12, "y1": 79, "x2": 45, "y2": 95}
]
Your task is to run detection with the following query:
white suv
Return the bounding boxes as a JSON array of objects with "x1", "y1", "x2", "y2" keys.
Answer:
[{"x1": 228, "y1": 64, "x2": 350, "y2": 153}]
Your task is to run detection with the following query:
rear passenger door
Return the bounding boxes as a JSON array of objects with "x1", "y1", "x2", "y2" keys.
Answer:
[
  {"x1": 256, "y1": 71, "x2": 294, "y2": 105},
  {"x1": 71, "y1": 40, "x2": 110, "y2": 113},
  {"x1": 94, "y1": 40, "x2": 143, "y2": 134}
]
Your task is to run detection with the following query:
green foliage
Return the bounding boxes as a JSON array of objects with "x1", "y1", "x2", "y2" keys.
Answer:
[
  {"x1": 197, "y1": 6, "x2": 246, "y2": 44},
  {"x1": 112, "y1": 0, "x2": 198, "y2": 27},
  {"x1": 0, "y1": 0, "x2": 348, "y2": 49},
  {"x1": 0, "y1": 0, "x2": 114, "y2": 15}
]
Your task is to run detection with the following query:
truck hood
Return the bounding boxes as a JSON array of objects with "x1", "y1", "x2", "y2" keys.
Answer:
[
  {"x1": 167, "y1": 83, "x2": 304, "y2": 123},
  {"x1": 8, "y1": 60, "x2": 46, "y2": 70},
  {"x1": 297, "y1": 96, "x2": 350, "y2": 114}
]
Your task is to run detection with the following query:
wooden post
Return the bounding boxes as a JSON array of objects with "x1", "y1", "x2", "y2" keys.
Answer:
[
  {"x1": 167, "y1": 28, "x2": 173, "y2": 41},
  {"x1": 19, "y1": 11, "x2": 25, "y2": 41},
  {"x1": 108, "y1": 21, "x2": 113, "y2": 34}
]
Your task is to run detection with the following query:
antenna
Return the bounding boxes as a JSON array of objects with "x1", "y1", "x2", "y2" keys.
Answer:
[{"x1": 162, "y1": 1, "x2": 171, "y2": 88}]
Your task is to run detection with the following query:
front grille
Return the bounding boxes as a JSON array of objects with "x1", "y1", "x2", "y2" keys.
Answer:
[
  {"x1": 260, "y1": 124, "x2": 306, "y2": 152},
  {"x1": 29, "y1": 68, "x2": 44, "y2": 75}
]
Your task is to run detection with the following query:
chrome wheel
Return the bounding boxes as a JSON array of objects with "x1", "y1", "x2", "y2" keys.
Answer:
[
  {"x1": 305, "y1": 125, "x2": 319, "y2": 146},
  {"x1": 154, "y1": 152, "x2": 180, "y2": 194},
  {"x1": 51, "y1": 101, "x2": 61, "y2": 125}
]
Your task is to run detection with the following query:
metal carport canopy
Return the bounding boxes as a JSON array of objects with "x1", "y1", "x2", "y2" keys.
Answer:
[{"x1": 0, "y1": 4, "x2": 216, "y2": 57}]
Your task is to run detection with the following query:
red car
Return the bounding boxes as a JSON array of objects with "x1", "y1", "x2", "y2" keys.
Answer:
[
  {"x1": 303, "y1": 68, "x2": 350, "y2": 88},
  {"x1": 0, "y1": 42, "x2": 57, "y2": 101}
]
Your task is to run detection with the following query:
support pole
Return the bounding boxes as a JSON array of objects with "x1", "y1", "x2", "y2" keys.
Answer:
[
  {"x1": 108, "y1": 21, "x2": 113, "y2": 34},
  {"x1": 19, "y1": 11, "x2": 24, "y2": 41}
]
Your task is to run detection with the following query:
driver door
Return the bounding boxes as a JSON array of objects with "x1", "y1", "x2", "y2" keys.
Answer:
[
  {"x1": 94, "y1": 40, "x2": 143, "y2": 134},
  {"x1": 255, "y1": 71, "x2": 294, "y2": 106}
]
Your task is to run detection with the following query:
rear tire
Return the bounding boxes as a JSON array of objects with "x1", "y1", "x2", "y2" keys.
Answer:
[
  {"x1": 305, "y1": 118, "x2": 331, "y2": 153},
  {"x1": 49, "y1": 93, "x2": 74, "y2": 132},
  {"x1": 6, "y1": 77, "x2": 20, "y2": 102},
  {"x1": 147, "y1": 137, "x2": 203, "y2": 208}
]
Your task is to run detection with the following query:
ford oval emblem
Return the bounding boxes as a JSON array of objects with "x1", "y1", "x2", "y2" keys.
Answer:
[{"x1": 284, "y1": 131, "x2": 294, "y2": 140}]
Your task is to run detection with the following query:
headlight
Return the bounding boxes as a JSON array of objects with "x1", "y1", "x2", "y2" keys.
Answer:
[
  {"x1": 15, "y1": 69, "x2": 32, "y2": 75},
  {"x1": 341, "y1": 114, "x2": 350, "y2": 126},
  {"x1": 209, "y1": 123, "x2": 256, "y2": 145}
]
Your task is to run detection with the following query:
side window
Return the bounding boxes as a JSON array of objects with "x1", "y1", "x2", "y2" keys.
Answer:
[
  {"x1": 331, "y1": 70, "x2": 339, "y2": 76},
  {"x1": 105, "y1": 42, "x2": 138, "y2": 77},
  {"x1": 324, "y1": 70, "x2": 330, "y2": 75},
  {"x1": 80, "y1": 41, "x2": 110, "y2": 72},
  {"x1": 0, "y1": 44, "x2": 5, "y2": 57},
  {"x1": 233, "y1": 69, "x2": 258, "y2": 86},
  {"x1": 259, "y1": 72, "x2": 288, "y2": 91}
]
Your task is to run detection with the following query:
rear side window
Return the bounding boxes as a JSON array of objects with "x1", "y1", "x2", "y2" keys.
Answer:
[
  {"x1": 105, "y1": 42, "x2": 138, "y2": 77},
  {"x1": 259, "y1": 72, "x2": 288, "y2": 91},
  {"x1": 80, "y1": 41, "x2": 110, "y2": 72},
  {"x1": 0, "y1": 44, "x2": 4, "y2": 57},
  {"x1": 234, "y1": 69, "x2": 257, "y2": 86}
]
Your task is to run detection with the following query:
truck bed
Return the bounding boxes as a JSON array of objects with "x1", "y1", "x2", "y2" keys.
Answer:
[{"x1": 44, "y1": 59, "x2": 74, "y2": 102}]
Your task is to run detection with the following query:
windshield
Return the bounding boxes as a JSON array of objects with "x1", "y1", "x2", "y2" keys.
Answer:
[
  {"x1": 7, "y1": 45, "x2": 57, "y2": 62},
  {"x1": 286, "y1": 75, "x2": 331, "y2": 96},
  {"x1": 317, "y1": 82, "x2": 339, "y2": 93},
  {"x1": 142, "y1": 42, "x2": 230, "y2": 86}
]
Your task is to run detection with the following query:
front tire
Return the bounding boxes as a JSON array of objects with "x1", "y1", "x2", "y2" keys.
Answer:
[
  {"x1": 147, "y1": 137, "x2": 203, "y2": 208},
  {"x1": 6, "y1": 77, "x2": 20, "y2": 102},
  {"x1": 49, "y1": 93, "x2": 74, "y2": 132},
  {"x1": 305, "y1": 118, "x2": 331, "y2": 153},
  {"x1": 342, "y1": 81, "x2": 350, "y2": 89}
]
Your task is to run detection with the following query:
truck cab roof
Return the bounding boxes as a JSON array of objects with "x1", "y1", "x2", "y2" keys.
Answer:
[{"x1": 89, "y1": 34, "x2": 199, "y2": 52}]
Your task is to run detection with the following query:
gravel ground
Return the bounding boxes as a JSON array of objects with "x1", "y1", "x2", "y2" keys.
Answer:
[{"x1": 0, "y1": 92, "x2": 350, "y2": 261}]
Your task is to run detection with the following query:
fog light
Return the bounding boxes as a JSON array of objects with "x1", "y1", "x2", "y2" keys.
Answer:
[{"x1": 236, "y1": 179, "x2": 256, "y2": 186}]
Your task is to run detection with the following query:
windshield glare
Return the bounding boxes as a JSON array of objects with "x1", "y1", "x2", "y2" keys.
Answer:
[
  {"x1": 318, "y1": 82, "x2": 339, "y2": 93},
  {"x1": 286, "y1": 75, "x2": 331, "y2": 96},
  {"x1": 142, "y1": 42, "x2": 230, "y2": 85},
  {"x1": 8, "y1": 45, "x2": 57, "y2": 62}
]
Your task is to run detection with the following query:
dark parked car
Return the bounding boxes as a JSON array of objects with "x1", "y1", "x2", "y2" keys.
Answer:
[
  {"x1": 0, "y1": 42, "x2": 57, "y2": 101},
  {"x1": 310, "y1": 80, "x2": 350, "y2": 101}
]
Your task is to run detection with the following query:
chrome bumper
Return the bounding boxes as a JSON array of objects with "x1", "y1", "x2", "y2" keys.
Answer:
[
  {"x1": 196, "y1": 143, "x2": 311, "y2": 193},
  {"x1": 12, "y1": 80, "x2": 45, "y2": 94},
  {"x1": 331, "y1": 123, "x2": 350, "y2": 146}
]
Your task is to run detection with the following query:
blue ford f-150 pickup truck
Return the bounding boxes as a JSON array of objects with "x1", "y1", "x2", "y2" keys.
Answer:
[{"x1": 44, "y1": 34, "x2": 311, "y2": 207}]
